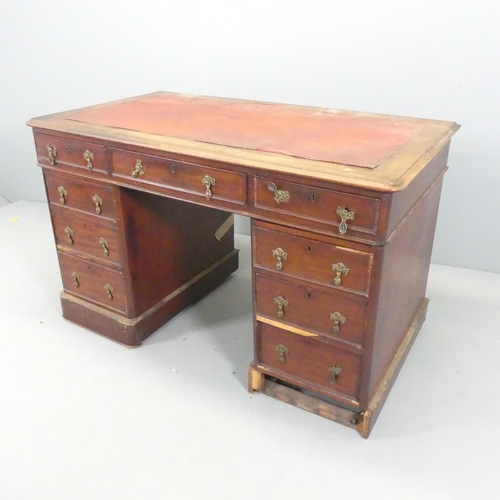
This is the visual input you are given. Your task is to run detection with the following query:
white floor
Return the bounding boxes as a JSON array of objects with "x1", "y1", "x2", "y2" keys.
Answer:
[{"x1": 1, "y1": 201, "x2": 499, "y2": 500}]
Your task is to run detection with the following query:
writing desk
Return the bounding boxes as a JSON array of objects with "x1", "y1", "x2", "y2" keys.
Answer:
[{"x1": 28, "y1": 92, "x2": 459, "y2": 437}]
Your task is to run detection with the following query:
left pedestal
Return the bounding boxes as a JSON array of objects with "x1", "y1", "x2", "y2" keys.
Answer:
[{"x1": 44, "y1": 169, "x2": 239, "y2": 346}]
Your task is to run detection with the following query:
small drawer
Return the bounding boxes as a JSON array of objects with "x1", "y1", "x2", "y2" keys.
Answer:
[
  {"x1": 253, "y1": 222, "x2": 373, "y2": 296},
  {"x1": 255, "y1": 176, "x2": 380, "y2": 236},
  {"x1": 255, "y1": 274, "x2": 367, "y2": 347},
  {"x1": 34, "y1": 133, "x2": 107, "y2": 174},
  {"x1": 50, "y1": 208, "x2": 120, "y2": 263},
  {"x1": 57, "y1": 252, "x2": 127, "y2": 314},
  {"x1": 256, "y1": 322, "x2": 362, "y2": 402},
  {"x1": 44, "y1": 171, "x2": 116, "y2": 221},
  {"x1": 111, "y1": 149, "x2": 248, "y2": 206}
]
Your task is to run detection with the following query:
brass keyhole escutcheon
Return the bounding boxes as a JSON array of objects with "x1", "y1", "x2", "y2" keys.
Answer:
[
  {"x1": 104, "y1": 283, "x2": 113, "y2": 300},
  {"x1": 99, "y1": 237, "x2": 109, "y2": 256},
  {"x1": 47, "y1": 144, "x2": 57, "y2": 165},
  {"x1": 132, "y1": 159, "x2": 146, "y2": 178},
  {"x1": 71, "y1": 271, "x2": 80, "y2": 288},
  {"x1": 83, "y1": 150, "x2": 94, "y2": 171},
  {"x1": 202, "y1": 174, "x2": 216, "y2": 200},
  {"x1": 335, "y1": 206, "x2": 355, "y2": 235},
  {"x1": 267, "y1": 182, "x2": 290, "y2": 204},
  {"x1": 64, "y1": 226, "x2": 74, "y2": 245},
  {"x1": 274, "y1": 295, "x2": 288, "y2": 318},
  {"x1": 58, "y1": 186, "x2": 67, "y2": 205},
  {"x1": 92, "y1": 194, "x2": 103, "y2": 215},
  {"x1": 275, "y1": 344, "x2": 289, "y2": 363},
  {"x1": 331, "y1": 262, "x2": 349, "y2": 286},
  {"x1": 328, "y1": 365, "x2": 342, "y2": 384},
  {"x1": 329, "y1": 311, "x2": 346, "y2": 333},
  {"x1": 272, "y1": 247, "x2": 288, "y2": 272}
]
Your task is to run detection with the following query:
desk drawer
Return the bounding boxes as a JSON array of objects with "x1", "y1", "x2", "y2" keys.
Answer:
[
  {"x1": 111, "y1": 149, "x2": 247, "y2": 206},
  {"x1": 252, "y1": 222, "x2": 373, "y2": 296},
  {"x1": 58, "y1": 252, "x2": 127, "y2": 313},
  {"x1": 256, "y1": 322, "x2": 361, "y2": 402},
  {"x1": 50, "y1": 208, "x2": 120, "y2": 264},
  {"x1": 44, "y1": 171, "x2": 116, "y2": 221},
  {"x1": 255, "y1": 274, "x2": 366, "y2": 347},
  {"x1": 34, "y1": 133, "x2": 107, "y2": 174},
  {"x1": 255, "y1": 176, "x2": 380, "y2": 236}
]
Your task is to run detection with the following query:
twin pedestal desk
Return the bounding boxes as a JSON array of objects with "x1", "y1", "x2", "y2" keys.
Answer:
[{"x1": 28, "y1": 92, "x2": 459, "y2": 438}]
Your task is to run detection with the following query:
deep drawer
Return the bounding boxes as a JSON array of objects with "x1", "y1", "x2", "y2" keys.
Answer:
[
  {"x1": 254, "y1": 176, "x2": 380, "y2": 236},
  {"x1": 57, "y1": 252, "x2": 127, "y2": 314},
  {"x1": 111, "y1": 149, "x2": 247, "y2": 206},
  {"x1": 44, "y1": 171, "x2": 116, "y2": 221},
  {"x1": 50, "y1": 207, "x2": 120, "y2": 264},
  {"x1": 34, "y1": 133, "x2": 108, "y2": 174},
  {"x1": 255, "y1": 273, "x2": 367, "y2": 347},
  {"x1": 252, "y1": 222, "x2": 373, "y2": 296},
  {"x1": 256, "y1": 322, "x2": 362, "y2": 402}
]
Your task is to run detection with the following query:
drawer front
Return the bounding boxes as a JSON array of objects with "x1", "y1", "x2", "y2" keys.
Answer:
[
  {"x1": 44, "y1": 171, "x2": 116, "y2": 221},
  {"x1": 58, "y1": 252, "x2": 127, "y2": 313},
  {"x1": 111, "y1": 149, "x2": 247, "y2": 206},
  {"x1": 34, "y1": 133, "x2": 107, "y2": 174},
  {"x1": 253, "y1": 224, "x2": 373, "y2": 296},
  {"x1": 50, "y1": 208, "x2": 120, "y2": 263},
  {"x1": 255, "y1": 274, "x2": 366, "y2": 347},
  {"x1": 255, "y1": 176, "x2": 380, "y2": 236},
  {"x1": 256, "y1": 322, "x2": 361, "y2": 401}
]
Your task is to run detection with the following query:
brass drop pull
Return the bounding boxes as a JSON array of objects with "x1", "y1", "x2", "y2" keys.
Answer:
[
  {"x1": 58, "y1": 186, "x2": 67, "y2": 205},
  {"x1": 71, "y1": 271, "x2": 80, "y2": 287},
  {"x1": 331, "y1": 262, "x2": 349, "y2": 286},
  {"x1": 132, "y1": 159, "x2": 146, "y2": 178},
  {"x1": 92, "y1": 194, "x2": 103, "y2": 215},
  {"x1": 274, "y1": 295, "x2": 288, "y2": 318},
  {"x1": 202, "y1": 174, "x2": 216, "y2": 199},
  {"x1": 275, "y1": 343, "x2": 289, "y2": 363},
  {"x1": 328, "y1": 365, "x2": 342, "y2": 384},
  {"x1": 335, "y1": 206, "x2": 355, "y2": 235},
  {"x1": 104, "y1": 283, "x2": 113, "y2": 300},
  {"x1": 83, "y1": 150, "x2": 94, "y2": 171},
  {"x1": 99, "y1": 237, "x2": 109, "y2": 256},
  {"x1": 267, "y1": 182, "x2": 290, "y2": 204},
  {"x1": 272, "y1": 247, "x2": 288, "y2": 272},
  {"x1": 64, "y1": 226, "x2": 74, "y2": 245},
  {"x1": 329, "y1": 311, "x2": 346, "y2": 333},
  {"x1": 47, "y1": 144, "x2": 57, "y2": 165}
]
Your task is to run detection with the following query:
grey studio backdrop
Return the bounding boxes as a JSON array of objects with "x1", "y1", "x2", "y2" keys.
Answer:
[{"x1": 1, "y1": 0, "x2": 499, "y2": 273}]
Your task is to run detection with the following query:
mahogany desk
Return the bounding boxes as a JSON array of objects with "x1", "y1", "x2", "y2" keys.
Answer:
[{"x1": 28, "y1": 92, "x2": 459, "y2": 437}]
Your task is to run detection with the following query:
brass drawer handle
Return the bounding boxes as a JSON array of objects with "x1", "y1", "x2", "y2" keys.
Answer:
[
  {"x1": 275, "y1": 343, "x2": 289, "y2": 363},
  {"x1": 132, "y1": 159, "x2": 146, "y2": 178},
  {"x1": 99, "y1": 237, "x2": 109, "y2": 256},
  {"x1": 329, "y1": 311, "x2": 346, "y2": 333},
  {"x1": 335, "y1": 206, "x2": 355, "y2": 235},
  {"x1": 92, "y1": 194, "x2": 103, "y2": 215},
  {"x1": 272, "y1": 247, "x2": 287, "y2": 272},
  {"x1": 47, "y1": 144, "x2": 57, "y2": 165},
  {"x1": 104, "y1": 283, "x2": 113, "y2": 300},
  {"x1": 328, "y1": 365, "x2": 342, "y2": 384},
  {"x1": 274, "y1": 295, "x2": 288, "y2": 318},
  {"x1": 83, "y1": 150, "x2": 94, "y2": 171},
  {"x1": 268, "y1": 182, "x2": 290, "y2": 204},
  {"x1": 202, "y1": 174, "x2": 216, "y2": 199},
  {"x1": 331, "y1": 262, "x2": 349, "y2": 286},
  {"x1": 71, "y1": 271, "x2": 80, "y2": 287},
  {"x1": 64, "y1": 226, "x2": 74, "y2": 245},
  {"x1": 58, "y1": 186, "x2": 67, "y2": 205}
]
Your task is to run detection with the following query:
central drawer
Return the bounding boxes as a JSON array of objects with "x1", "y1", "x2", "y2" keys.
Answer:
[
  {"x1": 111, "y1": 149, "x2": 247, "y2": 205},
  {"x1": 255, "y1": 274, "x2": 367, "y2": 347}
]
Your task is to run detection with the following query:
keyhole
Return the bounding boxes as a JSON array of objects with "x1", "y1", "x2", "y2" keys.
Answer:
[
  {"x1": 67, "y1": 144, "x2": 72, "y2": 152},
  {"x1": 307, "y1": 292, "x2": 311, "y2": 299},
  {"x1": 311, "y1": 194, "x2": 316, "y2": 202},
  {"x1": 171, "y1": 164, "x2": 176, "y2": 172},
  {"x1": 307, "y1": 340, "x2": 311, "y2": 347},
  {"x1": 307, "y1": 246, "x2": 311, "y2": 253}
]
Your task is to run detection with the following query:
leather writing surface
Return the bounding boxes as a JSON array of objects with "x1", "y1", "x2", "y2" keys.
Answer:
[{"x1": 64, "y1": 93, "x2": 427, "y2": 168}]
